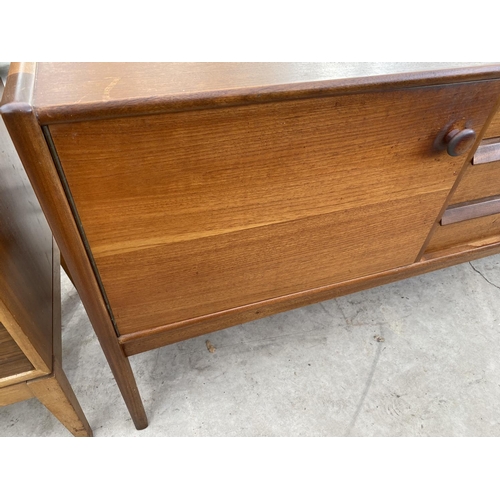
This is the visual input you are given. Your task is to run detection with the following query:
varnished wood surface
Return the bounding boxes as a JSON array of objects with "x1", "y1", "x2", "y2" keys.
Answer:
[
  {"x1": 0, "y1": 322, "x2": 33, "y2": 380},
  {"x1": 449, "y1": 160, "x2": 500, "y2": 204},
  {"x1": 0, "y1": 382, "x2": 33, "y2": 406},
  {"x1": 121, "y1": 235, "x2": 500, "y2": 356},
  {"x1": 6, "y1": 62, "x2": 500, "y2": 429},
  {"x1": 0, "y1": 76, "x2": 93, "y2": 435},
  {"x1": 0, "y1": 298, "x2": 50, "y2": 378},
  {"x1": 33, "y1": 63, "x2": 500, "y2": 123},
  {"x1": 484, "y1": 105, "x2": 500, "y2": 138},
  {"x1": 441, "y1": 195, "x2": 500, "y2": 225},
  {"x1": 425, "y1": 212, "x2": 500, "y2": 253},
  {"x1": 99, "y1": 191, "x2": 447, "y2": 334},
  {"x1": 0, "y1": 363, "x2": 92, "y2": 436},
  {"x1": 50, "y1": 81, "x2": 500, "y2": 335},
  {"x1": 28, "y1": 359, "x2": 93, "y2": 437},
  {"x1": 0, "y1": 80, "x2": 53, "y2": 371},
  {"x1": 0, "y1": 242, "x2": 92, "y2": 436},
  {"x1": 1, "y1": 63, "x2": 148, "y2": 430},
  {"x1": 412, "y1": 92, "x2": 500, "y2": 261}
]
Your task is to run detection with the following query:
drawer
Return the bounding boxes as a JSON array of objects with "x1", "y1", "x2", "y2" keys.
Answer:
[
  {"x1": 415, "y1": 105, "x2": 500, "y2": 256},
  {"x1": 425, "y1": 212, "x2": 500, "y2": 254},
  {"x1": 441, "y1": 195, "x2": 500, "y2": 225},
  {"x1": 484, "y1": 106, "x2": 500, "y2": 138},
  {"x1": 425, "y1": 191, "x2": 500, "y2": 254},
  {"x1": 450, "y1": 155, "x2": 500, "y2": 205},
  {"x1": 48, "y1": 81, "x2": 498, "y2": 335}
]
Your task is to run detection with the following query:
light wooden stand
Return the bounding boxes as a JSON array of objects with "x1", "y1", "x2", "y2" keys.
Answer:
[{"x1": 0, "y1": 79, "x2": 91, "y2": 437}]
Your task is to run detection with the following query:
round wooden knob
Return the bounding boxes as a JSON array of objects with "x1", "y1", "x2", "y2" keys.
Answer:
[{"x1": 444, "y1": 128, "x2": 476, "y2": 156}]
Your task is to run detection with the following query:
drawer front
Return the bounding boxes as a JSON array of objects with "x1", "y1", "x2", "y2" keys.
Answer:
[
  {"x1": 49, "y1": 81, "x2": 500, "y2": 335},
  {"x1": 441, "y1": 195, "x2": 500, "y2": 225},
  {"x1": 450, "y1": 157, "x2": 500, "y2": 204},
  {"x1": 425, "y1": 212, "x2": 500, "y2": 254},
  {"x1": 484, "y1": 106, "x2": 500, "y2": 138}
]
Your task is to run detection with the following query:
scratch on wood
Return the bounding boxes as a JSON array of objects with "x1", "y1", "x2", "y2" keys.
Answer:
[{"x1": 103, "y1": 78, "x2": 121, "y2": 101}]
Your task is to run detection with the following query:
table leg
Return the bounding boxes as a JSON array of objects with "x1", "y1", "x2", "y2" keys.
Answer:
[{"x1": 28, "y1": 360, "x2": 92, "y2": 437}]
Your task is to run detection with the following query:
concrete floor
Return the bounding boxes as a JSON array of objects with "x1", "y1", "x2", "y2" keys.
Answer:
[{"x1": 1, "y1": 254, "x2": 500, "y2": 437}]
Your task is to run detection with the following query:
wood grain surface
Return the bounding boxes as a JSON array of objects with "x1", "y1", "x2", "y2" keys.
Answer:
[
  {"x1": 28, "y1": 359, "x2": 93, "y2": 437},
  {"x1": 1, "y1": 64, "x2": 148, "y2": 429},
  {"x1": 450, "y1": 160, "x2": 500, "y2": 204},
  {"x1": 121, "y1": 235, "x2": 500, "y2": 356},
  {"x1": 0, "y1": 79, "x2": 53, "y2": 371},
  {"x1": 0, "y1": 322, "x2": 33, "y2": 380},
  {"x1": 33, "y1": 63, "x2": 500, "y2": 124},
  {"x1": 0, "y1": 382, "x2": 33, "y2": 406},
  {"x1": 50, "y1": 80, "x2": 500, "y2": 335},
  {"x1": 0, "y1": 360, "x2": 93, "y2": 436},
  {"x1": 426, "y1": 212, "x2": 500, "y2": 253},
  {"x1": 6, "y1": 62, "x2": 500, "y2": 429},
  {"x1": 485, "y1": 104, "x2": 500, "y2": 137}
]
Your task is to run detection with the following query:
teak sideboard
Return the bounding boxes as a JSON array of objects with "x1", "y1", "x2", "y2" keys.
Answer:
[{"x1": 2, "y1": 63, "x2": 500, "y2": 430}]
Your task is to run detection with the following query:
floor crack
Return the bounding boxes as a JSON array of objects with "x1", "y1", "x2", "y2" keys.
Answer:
[
  {"x1": 469, "y1": 262, "x2": 500, "y2": 291},
  {"x1": 319, "y1": 302, "x2": 335, "y2": 320},
  {"x1": 333, "y1": 300, "x2": 350, "y2": 325},
  {"x1": 344, "y1": 341, "x2": 383, "y2": 436}
]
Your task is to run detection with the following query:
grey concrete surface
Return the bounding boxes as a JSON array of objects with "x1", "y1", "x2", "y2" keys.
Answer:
[{"x1": 1, "y1": 255, "x2": 500, "y2": 437}]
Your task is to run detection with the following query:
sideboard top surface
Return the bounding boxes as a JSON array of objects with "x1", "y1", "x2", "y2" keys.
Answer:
[{"x1": 7, "y1": 62, "x2": 500, "y2": 123}]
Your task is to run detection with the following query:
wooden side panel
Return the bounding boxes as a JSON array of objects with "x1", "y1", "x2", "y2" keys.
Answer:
[
  {"x1": 50, "y1": 81, "x2": 500, "y2": 335},
  {"x1": 0, "y1": 81, "x2": 53, "y2": 371},
  {"x1": 1, "y1": 65, "x2": 148, "y2": 429},
  {"x1": 0, "y1": 322, "x2": 33, "y2": 380},
  {"x1": 28, "y1": 359, "x2": 93, "y2": 437}
]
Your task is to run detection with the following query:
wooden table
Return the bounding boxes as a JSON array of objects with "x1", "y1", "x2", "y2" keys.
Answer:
[
  {"x1": 0, "y1": 79, "x2": 92, "y2": 436},
  {"x1": 2, "y1": 63, "x2": 500, "y2": 430}
]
